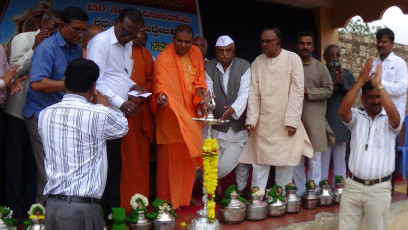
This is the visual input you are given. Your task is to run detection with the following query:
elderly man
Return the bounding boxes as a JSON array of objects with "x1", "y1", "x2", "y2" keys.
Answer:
[
  {"x1": 82, "y1": 24, "x2": 104, "y2": 57},
  {"x1": 3, "y1": 9, "x2": 63, "y2": 217},
  {"x1": 152, "y1": 24, "x2": 207, "y2": 209},
  {"x1": 40, "y1": 58, "x2": 128, "y2": 230},
  {"x1": 23, "y1": 7, "x2": 88, "y2": 204},
  {"x1": 239, "y1": 28, "x2": 313, "y2": 191},
  {"x1": 293, "y1": 30, "x2": 334, "y2": 196},
  {"x1": 120, "y1": 23, "x2": 155, "y2": 213},
  {"x1": 205, "y1": 35, "x2": 251, "y2": 194},
  {"x1": 338, "y1": 59, "x2": 400, "y2": 230},
  {"x1": 193, "y1": 36, "x2": 208, "y2": 63},
  {"x1": 321, "y1": 44, "x2": 355, "y2": 186},
  {"x1": 87, "y1": 8, "x2": 145, "y2": 217}
]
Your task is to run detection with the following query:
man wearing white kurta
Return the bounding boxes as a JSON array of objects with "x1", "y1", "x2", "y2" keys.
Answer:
[
  {"x1": 205, "y1": 36, "x2": 251, "y2": 192},
  {"x1": 238, "y1": 28, "x2": 313, "y2": 191}
]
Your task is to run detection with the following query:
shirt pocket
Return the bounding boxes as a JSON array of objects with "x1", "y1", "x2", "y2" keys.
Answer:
[{"x1": 374, "y1": 126, "x2": 387, "y2": 148}]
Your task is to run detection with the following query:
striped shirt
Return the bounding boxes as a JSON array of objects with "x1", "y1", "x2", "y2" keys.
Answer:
[
  {"x1": 345, "y1": 108, "x2": 401, "y2": 180},
  {"x1": 39, "y1": 94, "x2": 128, "y2": 198}
]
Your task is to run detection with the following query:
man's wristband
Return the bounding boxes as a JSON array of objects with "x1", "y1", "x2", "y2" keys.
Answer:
[{"x1": 377, "y1": 84, "x2": 385, "y2": 91}]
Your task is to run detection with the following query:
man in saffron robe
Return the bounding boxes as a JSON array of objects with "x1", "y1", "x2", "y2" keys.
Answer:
[
  {"x1": 152, "y1": 24, "x2": 207, "y2": 209},
  {"x1": 120, "y1": 27, "x2": 155, "y2": 213}
]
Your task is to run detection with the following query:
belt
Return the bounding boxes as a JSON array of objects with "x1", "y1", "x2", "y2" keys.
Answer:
[
  {"x1": 349, "y1": 173, "x2": 392, "y2": 186},
  {"x1": 49, "y1": 194, "x2": 100, "y2": 204}
]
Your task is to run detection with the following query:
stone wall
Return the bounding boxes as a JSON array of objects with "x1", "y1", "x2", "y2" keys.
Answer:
[{"x1": 337, "y1": 32, "x2": 408, "y2": 112}]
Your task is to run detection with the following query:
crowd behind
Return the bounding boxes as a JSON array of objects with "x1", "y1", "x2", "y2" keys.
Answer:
[{"x1": 0, "y1": 6, "x2": 406, "y2": 230}]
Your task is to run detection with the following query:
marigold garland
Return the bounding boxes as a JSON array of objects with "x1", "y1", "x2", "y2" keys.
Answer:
[{"x1": 202, "y1": 138, "x2": 218, "y2": 222}]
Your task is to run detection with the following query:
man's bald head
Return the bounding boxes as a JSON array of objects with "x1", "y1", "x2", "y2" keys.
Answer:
[{"x1": 82, "y1": 24, "x2": 104, "y2": 49}]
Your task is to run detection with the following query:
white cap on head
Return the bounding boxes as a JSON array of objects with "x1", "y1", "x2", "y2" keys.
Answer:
[{"x1": 215, "y1": 35, "x2": 234, "y2": 47}]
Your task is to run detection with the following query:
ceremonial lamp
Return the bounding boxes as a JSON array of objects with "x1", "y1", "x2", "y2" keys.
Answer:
[{"x1": 189, "y1": 90, "x2": 228, "y2": 230}]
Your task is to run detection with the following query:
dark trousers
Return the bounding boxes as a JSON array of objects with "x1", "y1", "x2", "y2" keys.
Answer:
[
  {"x1": 100, "y1": 138, "x2": 122, "y2": 219},
  {"x1": 3, "y1": 113, "x2": 36, "y2": 216},
  {"x1": 0, "y1": 109, "x2": 4, "y2": 205}
]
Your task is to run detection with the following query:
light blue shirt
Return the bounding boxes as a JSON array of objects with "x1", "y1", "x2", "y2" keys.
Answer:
[{"x1": 23, "y1": 31, "x2": 83, "y2": 118}]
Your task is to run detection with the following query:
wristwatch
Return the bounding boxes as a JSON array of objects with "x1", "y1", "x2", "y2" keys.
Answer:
[{"x1": 377, "y1": 84, "x2": 385, "y2": 91}]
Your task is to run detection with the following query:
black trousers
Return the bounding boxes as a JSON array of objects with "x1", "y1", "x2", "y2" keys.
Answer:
[
  {"x1": 2, "y1": 113, "x2": 36, "y2": 216},
  {"x1": 100, "y1": 138, "x2": 122, "y2": 219}
]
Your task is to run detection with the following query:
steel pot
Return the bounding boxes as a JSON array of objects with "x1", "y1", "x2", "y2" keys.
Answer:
[
  {"x1": 266, "y1": 199, "x2": 286, "y2": 217},
  {"x1": 246, "y1": 194, "x2": 267, "y2": 220},
  {"x1": 152, "y1": 208, "x2": 175, "y2": 230},
  {"x1": 332, "y1": 183, "x2": 344, "y2": 204},
  {"x1": 129, "y1": 210, "x2": 152, "y2": 230},
  {"x1": 285, "y1": 189, "x2": 301, "y2": 213},
  {"x1": 302, "y1": 189, "x2": 318, "y2": 209},
  {"x1": 220, "y1": 194, "x2": 246, "y2": 224},
  {"x1": 318, "y1": 184, "x2": 334, "y2": 206}
]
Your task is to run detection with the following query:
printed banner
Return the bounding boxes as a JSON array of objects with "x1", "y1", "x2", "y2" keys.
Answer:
[{"x1": 0, "y1": 0, "x2": 201, "y2": 58}]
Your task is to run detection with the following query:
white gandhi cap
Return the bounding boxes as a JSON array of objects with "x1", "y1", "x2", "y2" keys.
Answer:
[{"x1": 215, "y1": 35, "x2": 234, "y2": 47}]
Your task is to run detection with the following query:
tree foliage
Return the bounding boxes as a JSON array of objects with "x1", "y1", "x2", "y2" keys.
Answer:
[{"x1": 339, "y1": 19, "x2": 387, "y2": 37}]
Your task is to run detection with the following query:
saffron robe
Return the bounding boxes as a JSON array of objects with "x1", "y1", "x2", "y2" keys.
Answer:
[
  {"x1": 120, "y1": 44, "x2": 155, "y2": 213},
  {"x1": 152, "y1": 43, "x2": 206, "y2": 209}
]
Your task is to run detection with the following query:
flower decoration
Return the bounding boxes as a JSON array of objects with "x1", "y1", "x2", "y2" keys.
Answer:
[
  {"x1": 126, "y1": 193, "x2": 152, "y2": 224},
  {"x1": 220, "y1": 185, "x2": 247, "y2": 207},
  {"x1": 202, "y1": 137, "x2": 218, "y2": 221},
  {"x1": 28, "y1": 203, "x2": 45, "y2": 220},
  {"x1": 266, "y1": 185, "x2": 284, "y2": 204},
  {"x1": 319, "y1": 179, "x2": 330, "y2": 187},
  {"x1": 249, "y1": 186, "x2": 265, "y2": 197},
  {"x1": 0, "y1": 206, "x2": 17, "y2": 227},
  {"x1": 285, "y1": 182, "x2": 297, "y2": 191},
  {"x1": 305, "y1": 180, "x2": 316, "y2": 190},
  {"x1": 146, "y1": 198, "x2": 177, "y2": 220},
  {"x1": 180, "y1": 221, "x2": 187, "y2": 227}
]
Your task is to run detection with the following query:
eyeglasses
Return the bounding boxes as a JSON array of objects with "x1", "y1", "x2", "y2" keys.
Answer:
[
  {"x1": 328, "y1": 53, "x2": 340, "y2": 57},
  {"x1": 121, "y1": 25, "x2": 137, "y2": 39},
  {"x1": 70, "y1": 26, "x2": 86, "y2": 35},
  {"x1": 260, "y1": 38, "x2": 278, "y2": 44}
]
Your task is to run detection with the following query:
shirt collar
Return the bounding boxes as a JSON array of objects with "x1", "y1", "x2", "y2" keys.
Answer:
[
  {"x1": 216, "y1": 59, "x2": 234, "y2": 74},
  {"x1": 55, "y1": 31, "x2": 68, "y2": 47},
  {"x1": 109, "y1": 26, "x2": 133, "y2": 48},
  {"x1": 383, "y1": 52, "x2": 395, "y2": 62},
  {"x1": 62, "y1": 94, "x2": 88, "y2": 103},
  {"x1": 357, "y1": 107, "x2": 387, "y2": 118}
]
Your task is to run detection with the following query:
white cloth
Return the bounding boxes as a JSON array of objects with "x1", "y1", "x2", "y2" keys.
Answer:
[
  {"x1": 0, "y1": 45, "x2": 10, "y2": 104},
  {"x1": 215, "y1": 35, "x2": 234, "y2": 47},
  {"x1": 251, "y1": 165, "x2": 293, "y2": 192},
  {"x1": 40, "y1": 94, "x2": 128, "y2": 198},
  {"x1": 372, "y1": 52, "x2": 408, "y2": 117},
  {"x1": 339, "y1": 178, "x2": 391, "y2": 230},
  {"x1": 205, "y1": 61, "x2": 250, "y2": 142},
  {"x1": 321, "y1": 140, "x2": 347, "y2": 187},
  {"x1": 87, "y1": 27, "x2": 135, "y2": 112},
  {"x1": 345, "y1": 108, "x2": 401, "y2": 179},
  {"x1": 293, "y1": 152, "x2": 322, "y2": 196},
  {"x1": 4, "y1": 30, "x2": 39, "y2": 119}
]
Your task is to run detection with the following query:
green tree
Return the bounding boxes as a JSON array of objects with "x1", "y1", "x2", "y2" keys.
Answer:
[{"x1": 339, "y1": 19, "x2": 387, "y2": 37}]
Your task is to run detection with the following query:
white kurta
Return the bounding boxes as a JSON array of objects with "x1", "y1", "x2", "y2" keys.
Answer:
[{"x1": 239, "y1": 49, "x2": 313, "y2": 166}]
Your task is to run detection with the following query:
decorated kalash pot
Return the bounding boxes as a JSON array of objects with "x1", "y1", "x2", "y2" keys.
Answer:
[
  {"x1": 220, "y1": 185, "x2": 247, "y2": 224},
  {"x1": 109, "y1": 208, "x2": 127, "y2": 230},
  {"x1": 333, "y1": 176, "x2": 345, "y2": 204},
  {"x1": 0, "y1": 206, "x2": 17, "y2": 230},
  {"x1": 318, "y1": 180, "x2": 334, "y2": 206},
  {"x1": 265, "y1": 185, "x2": 286, "y2": 217},
  {"x1": 25, "y1": 204, "x2": 45, "y2": 230},
  {"x1": 302, "y1": 180, "x2": 318, "y2": 210},
  {"x1": 284, "y1": 183, "x2": 301, "y2": 213},
  {"x1": 126, "y1": 193, "x2": 153, "y2": 230},
  {"x1": 151, "y1": 198, "x2": 177, "y2": 230},
  {"x1": 187, "y1": 190, "x2": 222, "y2": 230},
  {"x1": 246, "y1": 186, "x2": 267, "y2": 220}
]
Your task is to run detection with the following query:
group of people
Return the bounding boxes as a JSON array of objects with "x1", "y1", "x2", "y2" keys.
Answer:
[{"x1": 0, "y1": 5, "x2": 406, "y2": 230}]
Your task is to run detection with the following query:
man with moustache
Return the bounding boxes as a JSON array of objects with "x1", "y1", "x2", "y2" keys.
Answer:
[
  {"x1": 23, "y1": 7, "x2": 88, "y2": 204},
  {"x1": 239, "y1": 28, "x2": 313, "y2": 191},
  {"x1": 293, "y1": 30, "x2": 334, "y2": 196},
  {"x1": 205, "y1": 35, "x2": 251, "y2": 194},
  {"x1": 152, "y1": 25, "x2": 207, "y2": 209},
  {"x1": 87, "y1": 8, "x2": 145, "y2": 217},
  {"x1": 3, "y1": 9, "x2": 63, "y2": 217},
  {"x1": 338, "y1": 59, "x2": 400, "y2": 230}
]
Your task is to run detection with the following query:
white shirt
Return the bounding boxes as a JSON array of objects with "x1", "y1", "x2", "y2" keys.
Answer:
[
  {"x1": 4, "y1": 30, "x2": 39, "y2": 119},
  {"x1": 372, "y1": 52, "x2": 408, "y2": 116},
  {"x1": 87, "y1": 27, "x2": 135, "y2": 112},
  {"x1": 205, "y1": 60, "x2": 251, "y2": 143},
  {"x1": 345, "y1": 108, "x2": 401, "y2": 180},
  {"x1": 39, "y1": 94, "x2": 128, "y2": 198}
]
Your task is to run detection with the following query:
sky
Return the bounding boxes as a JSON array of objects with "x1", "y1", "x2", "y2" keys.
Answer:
[{"x1": 351, "y1": 6, "x2": 408, "y2": 45}]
